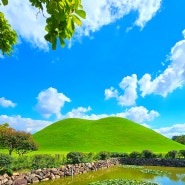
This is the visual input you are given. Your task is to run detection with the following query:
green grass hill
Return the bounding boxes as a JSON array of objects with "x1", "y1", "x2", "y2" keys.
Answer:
[{"x1": 33, "y1": 117, "x2": 185, "y2": 153}]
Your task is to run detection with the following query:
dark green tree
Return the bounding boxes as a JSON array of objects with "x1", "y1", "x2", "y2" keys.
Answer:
[
  {"x1": 165, "y1": 150, "x2": 177, "y2": 159},
  {"x1": 15, "y1": 132, "x2": 38, "y2": 156},
  {"x1": 141, "y1": 150, "x2": 156, "y2": 158},
  {"x1": 179, "y1": 150, "x2": 185, "y2": 158},
  {"x1": 0, "y1": 0, "x2": 86, "y2": 55},
  {"x1": 172, "y1": 135, "x2": 185, "y2": 145},
  {"x1": 0, "y1": 123, "x2": 38, "y2": 155}
]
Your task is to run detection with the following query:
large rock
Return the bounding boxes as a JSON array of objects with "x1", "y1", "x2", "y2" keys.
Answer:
[{"x1": 13, "y1": 178, "x2": 27, "y2": 185}]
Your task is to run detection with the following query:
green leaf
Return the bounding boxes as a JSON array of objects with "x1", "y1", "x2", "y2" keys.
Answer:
[
  {"x1": 74, "y1": 0, "x2": 79, "y2": 9},
  {"x1": 59, "y1": 37, "x2": 65, "y2": 48},
  {"x1": 75, "y1": 9, "x2": 86, "y2": 19},
  {"x1": 2, "y1": 0, "x2": 8, "y2": 6},
  {"x1": 66, "y1": 0, "x2": 75, "y2": 7},
  {"x1": 78, "y1": 4, "x2": 83, "y2": 9},
  {"x1": 44, "y1": 34, "x2": 51, "y2": 42},
  {"x1": 72, "y1": 14, "x2": 82, "y2": 26},
  {"x1": 54, "y1": 13, "x2": 65, "y2": 21},
  {"x1": 51, "y1": 37, "x2": 57, "y2": 50},
  {"x1": 67, "y1": 18, "x2": 72, "y2": 29}
]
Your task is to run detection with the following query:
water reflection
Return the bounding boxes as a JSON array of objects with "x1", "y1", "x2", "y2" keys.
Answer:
[{"x1": 38, "y1": 166, "x2": 185, "y2": 185}]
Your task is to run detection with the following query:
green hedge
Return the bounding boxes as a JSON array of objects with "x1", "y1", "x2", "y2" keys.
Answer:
[
  {"x1": 66, "y1": 152, "x2": 94, "y2": 164},
  {"x1": 31, "y1": 154, "x2": 61, "y2": 169}
]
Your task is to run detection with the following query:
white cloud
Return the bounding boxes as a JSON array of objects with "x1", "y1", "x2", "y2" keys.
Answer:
[
  {"x1": 1, "y1": 0, "x2": 161, "y2": 49},
  {"x1": 155, "y1": 123, "x2": 185, "y2": 138},
  {"x1": 105, "y1": 87, "x2": 118, "y2": 100},
  {"x1": 139, "y1": 30, "x2": 185, "y2": 97},
  {"x1": 64, "y1": 106, "x2": 159, "y2": 124},
  {"x1": 133, "y1": 0, "x2": 162, "y2": 28},
  {"x1": 0, "y1": 115, "x2": 51, "y2": 133},
  {"x1": 0, "y1": 105, "x2": 158, "y2": 133},
  {"x1": 118, "y1": 74, "x2": 138, "y2": 106},
  {"x1": 64, "y1": 106, "x2": 92, "y2": 118},
  {"x1": 116, "y1": 106, "x2": 159, "y2": 123},
  {"x1": 79, "y1": 0, "x2": 161, "y2": 36},
  {"x1": 0, "y1": 53, "x2": 4, "y2": 59},
  {"x1": 105, "y1": 74, "x2": 138, "y2": 106},
  {"x1": 36, "y1": 87, "x2": 71, "y2": 119},
  {"x1": 105, "y1": 30, "x2": 185, "y2": 103},
  {"x1": 141, "y1": 123, "x2": 151, "y2": 128},
  {"x1": 0, "y1": 97, "x2": 16, "y2": 108},
  {"x1": 1, "y1": 1, "x2": 48, "y2": 50}
]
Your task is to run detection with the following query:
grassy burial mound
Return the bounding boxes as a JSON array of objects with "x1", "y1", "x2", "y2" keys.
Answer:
[{"x1": 33, "y1": 117, "x2": 185, "y2": 153}]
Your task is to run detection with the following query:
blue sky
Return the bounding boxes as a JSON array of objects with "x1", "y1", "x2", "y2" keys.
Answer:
[{"x1": 1, "y1": 0, "x2": 185, "y2": 138}]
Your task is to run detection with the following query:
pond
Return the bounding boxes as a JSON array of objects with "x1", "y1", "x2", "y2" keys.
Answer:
[{"x1": 38, "y1": 165, "x2": 185, "y2": 185}]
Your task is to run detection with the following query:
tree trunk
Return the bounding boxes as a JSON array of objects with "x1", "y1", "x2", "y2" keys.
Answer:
[{"x1": 9, "y1": 148, "x2": 13, "y2": 155}]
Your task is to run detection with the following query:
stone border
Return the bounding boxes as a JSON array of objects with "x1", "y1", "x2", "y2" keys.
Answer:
[{"x1": 0, "y1": 158, "x2": 185, "y2": 185}]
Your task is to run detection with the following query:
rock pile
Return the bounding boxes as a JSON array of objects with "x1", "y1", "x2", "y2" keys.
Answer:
[
  {"x1": 0, "y1": 159, "x2": 119, "y2": 185},
  {"x1": 0, "y1": 158, "x2": 185, "y2": 185}
]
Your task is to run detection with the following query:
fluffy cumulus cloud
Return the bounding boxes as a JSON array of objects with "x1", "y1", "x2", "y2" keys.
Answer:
[
  {"x1": 64, "y1": 106, "x2": 92, "y2": 118},
  {"x1": 105, "y1": 74, "x2": 138, "y2": 106},
  {"x1": 155, "y1": 123, "x2": 185, "y2": 138},
  {"x1": 0, "y1": 115, "x2": 51, "y2": 133},
  {"x1": 139, "y1": 30, "x2": 185, "y2": 97},
  {"x1": 105, "y1": 87, "x2": 118, "y2": 100},
  {"x1": 36, "y1": 87, "x2": 71, "y2": 119},
  {"x1": 1, "y1": 0, "x2": 48, "y2": 50},
  {"x1": 0, "y1": 105, "x2": 158, "y2": 133},
  {"x1": 64, "y1": 105, "x2": 159, "y2": 124},
  {"x1": 105, "y1": 29, "x2": 185, "y2": 102},
  {"x1": 0, "y1": 97, "x2": 16, "y2": 108},
  {"x1": 63, "y1": 106, "x2": 108, "y2": 120},
  {"x1": 116, "y1": 106, "x2": 159, "y2": 123},
  {"x1": 118, "y1": 74, "x2": 138, "y2": 106},
  {"x1": 80, "y1": 0, "x2": 162, "y2": 36},
  {"x1": 1, "y1": 0, "x2": 161, "y2": 49}
]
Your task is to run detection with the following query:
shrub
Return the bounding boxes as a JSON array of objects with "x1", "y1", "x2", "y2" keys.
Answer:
[
  {"x1": 66, "y1": 152, "x2": 91, "y2": 164},
  {"x1": 59, "y1": 154, "x2": 68, "y2": 164},
  {"x1": 86, "y1": 152, "x2": 95, "y2": 162},
  {"x1": 94, "y1": 151, "x2": 111, "y2": 160},
  {"x1": 165, "y1": 150, "x2": 177, "y2": 159},
  {"x1": 12, "y1": 156, "x2": 31, "y2": 170},
  {"x1": 142, "y1": 150, "x2": 156, "y2": 158},
  {"x1": 0, "y1": 168, "x2": 13, "y2": 176},
  {"x1": 155, "y1": 153, "x2": 163, "y2": 158},
  {"x1": 179, "y1": 150, "x2": 185, "y2": 158},
  {"x1": 31, "y1": 154, "x2": 60, "y2": 169},
  {"x1": 0, "y1": 153, "x2": 13, "y2": 176},
  {"x1": 110, "y1": 152, "x2": 129, "y2": 158},
  {"x1": 0, "y1": 153, "x2": 12, "y2": 169},
  {"x1": 129, "y1": 151, "x2": 141, "y2": 158}
]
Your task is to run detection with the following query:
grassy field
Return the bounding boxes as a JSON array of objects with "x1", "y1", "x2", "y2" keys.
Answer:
[{"x1": 33, "y1": 117, "x2": 185, "y2": 153}]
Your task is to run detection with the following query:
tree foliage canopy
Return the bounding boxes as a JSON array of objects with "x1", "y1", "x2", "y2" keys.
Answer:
[
  {"x1": 0, "y1": 123, "x2": 38, "y2": 156},
  {"x1": 172, "y1": 135, "x2": 185, "y2": 145},
  {"x1": 0, "y1": 0, "x2": 86, "y2": 55}
]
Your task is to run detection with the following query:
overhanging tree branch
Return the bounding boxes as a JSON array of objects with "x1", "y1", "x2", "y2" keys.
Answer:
[{"x1": 0, "y1": 0, "x2": 86, "y2": 56}]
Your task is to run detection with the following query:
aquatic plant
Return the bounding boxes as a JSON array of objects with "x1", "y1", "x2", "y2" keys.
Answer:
[
  {"x1": 120, "y1": 165, "x2": 143, "y2": 169},
  {"x1": 89, "y1": 179, "x2": 159, "y2": 185},
  {"x1": 140, "y1": 169, "x2": 171, "y2": 175}
]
